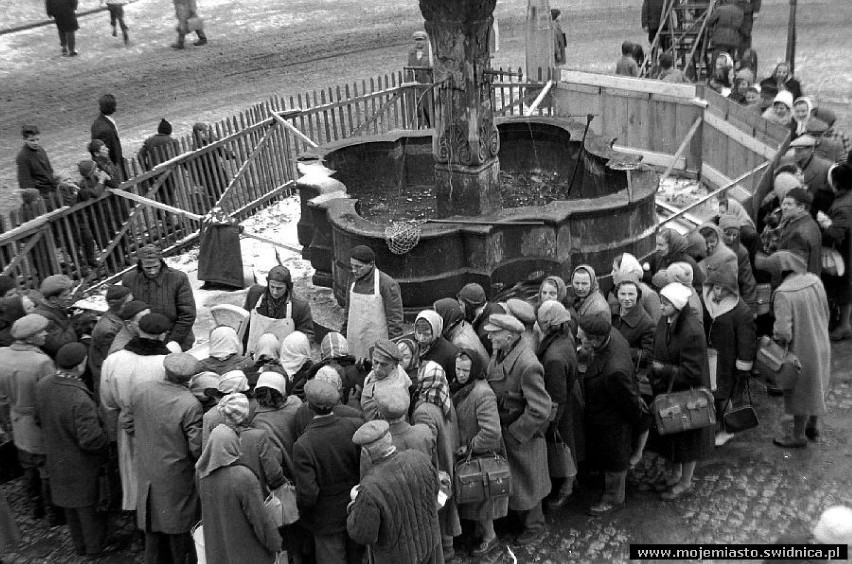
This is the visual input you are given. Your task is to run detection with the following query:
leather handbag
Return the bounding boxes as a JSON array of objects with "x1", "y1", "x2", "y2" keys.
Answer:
[
  {"x1": 754, "y1": 336, "x2": 801, "y2": 390},
  {"x1": 722, "y1": 376, "x2": 759, "y2": 433},
  {"x1": 822, "y1": 246, "x2": 845, "y2": 277},
  {"x1": 454, "y1": 452, "x2": 512, "y2": 505},
  {"x1": 546, "y1": 429, "x2": 577, "y2": 479},
  {"x1": 650, "y1": 369, "x2": 715, "y2": 436}
]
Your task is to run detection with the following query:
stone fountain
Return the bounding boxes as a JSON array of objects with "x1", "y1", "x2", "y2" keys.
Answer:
[{"x1": 296, "y1": 0, "x2": 660, "y2": 315}]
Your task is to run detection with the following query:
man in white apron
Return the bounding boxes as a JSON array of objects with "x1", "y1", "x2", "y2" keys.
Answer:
[
  {"x1": 242, "y1": 265, "x2": 315, "y2": 354},
  {"x1": 344, "y1": 245, "x2": 404, "y2": 361}
]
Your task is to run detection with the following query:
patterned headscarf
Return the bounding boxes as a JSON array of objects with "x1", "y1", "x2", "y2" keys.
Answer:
[
  {"x1": 320, "y1": 332, "x2": 349, "y2": 361},
  {"x1": 414, "y1": 360, "x2": 452, "y2": 419}
]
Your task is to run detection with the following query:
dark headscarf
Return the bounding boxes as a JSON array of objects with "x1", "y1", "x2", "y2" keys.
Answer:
[
  {"x1": 451, "y1": 347, "x2": 486, "y2": 407},
  {"x1": 433, "y1": 298, "x2": 464, "y2": 339},
  {"x1": 658, "y1": 227, "x2": 690, "y2": 257}
]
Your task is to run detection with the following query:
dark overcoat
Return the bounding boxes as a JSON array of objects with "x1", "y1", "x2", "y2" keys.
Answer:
[
  {"x1": 46, "y1": 0, "x2": 78, "y2": 32},
  {"x1": 537, "y1": 329, "x2": 584, "y2": 463},
  {"x1": 91, "y1": 115, "x2": 125, "y2": 180},
  {"x1": 823, "y1": 190, "x2": 852, "y2": 304},
  {"x1": 122, "y1": 261, "x2": 197, "y2": 350}
]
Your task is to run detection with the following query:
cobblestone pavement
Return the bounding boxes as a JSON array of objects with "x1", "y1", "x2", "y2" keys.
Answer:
[{"x1": 3, "y1": 344, "x2": 851, "y2": 563}]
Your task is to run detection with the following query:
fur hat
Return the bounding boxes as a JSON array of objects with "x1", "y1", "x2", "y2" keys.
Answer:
[{"x1": 773, "y1": 91, "x2": 794, "y2": 110}]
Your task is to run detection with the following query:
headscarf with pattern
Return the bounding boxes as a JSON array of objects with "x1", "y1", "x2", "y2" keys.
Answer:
[{"x1": 414, "y1": 360, "x2": 452, "y2": 419}]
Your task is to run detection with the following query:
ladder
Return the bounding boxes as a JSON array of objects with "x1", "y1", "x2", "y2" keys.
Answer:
[{"x1": 640, "y1": 0, "x2": 717, "y2": 81}]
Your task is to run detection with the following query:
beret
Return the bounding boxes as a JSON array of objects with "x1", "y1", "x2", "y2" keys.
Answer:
[
  {"x1": 352, "y1": 420, "x2": 391, "y2": 446},
  {"x1": 55, "y1": 342, "x2": 88, "y2": 369},
  {"x1": 78, "y1": 160, "x2": 96, "y2": 177},
  {"x1": 11, "y1": 314, "x2": 49, "y2": 340},
  {"x1": 218, "y1": 370, "x2": 249, "y2": 393},
  {"x1": 577, "y1": 314, "x2": 611, "y2": 337},
  {"x1": 375, "y1": 386, "x2": 410, "y2": 419},
  {"x1": 660, "y1": 282, "x2": 692, "y2": 310},
  {"x1": 304, "y1": 378, "x2": 340, "y2": 409},
  {"x1": 255, "y1": 371, "x2": 288, "y2": 395},
  {"x1": 784, "y1": 187, "x2": 812, "y2": 205},
  {"x1": 119, "y1": 300, "x2": 150, "y2": 320},
  {"x1": 137, "y1": 244, "x2": 162, "y2": 261},
  {"x1": 718, "y1": 214, "x2": 741, "y2": 231},
  {"x1": 372, "y1": 339, "x2": 402, "y2": 362},
  {"x1": 483, "y1": 313, "x2": 525, "y2": 333},
  {"x1": 505, "y1": 298, "x2": 536, "y2": 325},
  {"x1": 138, "y1": 312, "x2": 171, "y2": 334},
  {"x1": 217, "y1": 393, "x2": 250, "y2": 425},
  {"x1": 789, "y1": 134, "x2": 817, "y2": 148},
  {"x1": 40, "y1": 274, "x2": 73, "y2": 298},
  {"x1": 267, "y1": 265, "x2": 292, "y2": 284},
  {"x1": 457, "y1": 283, "x2": 486, "y2": 306},
  {"x1": 350, "y1": 245, "x2": 375, "y2": 263},
  {"x1": 163, "y1": 353, "x2": 203, "y2": 378},
  {"x1": 189, "y1": 371, "x2": 221, "y2": 397},
  {"x1": 105, "y1": 285, "x2": 132, "y2": 303}
]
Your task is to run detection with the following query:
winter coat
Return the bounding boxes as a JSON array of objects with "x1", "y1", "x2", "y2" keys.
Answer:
[
  {"x1": 822, "y1": 191, "x2": 852, "y2": 304},
  {"x1": 708, "y1": 3, "x2": 744, "y2": 49},
  {"x1": 249, "y1": 396, "x2": 303, "y2": 457},
  {"x1": 703, "y1": 291, "x2": 756, "y2": 402},
  {"x1": 613, "y1": 305, "x2": 656, "y2": 367},
  {"x1": 801, "y1": 154, "x2": 835, "y2": 217},
  {"x1": 641, "y1": 0, "x2": 665, "y2": 30},
  {"x1": 242, "y1": 285, "x2": 314, "y2": 344},
  {"x1": 16, "y1": 145, "x2": 57, "y2": 195},
  {"x1": 650, "y1": 308, "x2": 714, "y2": 463},
  {"x1": 412, "y1": 400, "x2": 462, "y2": 537},
  {"x1": 88, "y1": 310, "x2": 124, "y2": 385},
  {"x1": 342, "y1": 267, "x2": 404, "y2": 340},
  {"x1": 583, "y1": 330, "x2": 646, "y2": 472},
  {"x1": 607, "y1": 281, "x2": 662, "y2": 325},
  {"x1": 122, "y1": 261, "x2": 197, "y2": 350},
  {"x1": 292, "y1": 414, "x2": 361, "y2": 535},
  {"x1": 360, "y1": 419, "x2": 435, "y2": 478},
  {"x1": 32, "y1": 302, "x2": 77, "y2": 359},
  {"x1": 128, "y1": 379, "x2": 203, "y2": 533},
  {"x1": 453, "y1": 380, "x2": 509, "y2": 522},
  {"x1": 137, "y1": 134, "x2": 180, "y2": 171},
  {"x1": 486, "y1": 339, "x2": 551, "y2": 511},
  {"x1": 0, "y1": 343, "x2": 54, "y2": 455},
  {"x1": 772, "y1": 274, "x2": 831, "y2": 416},
  {"x1": 35, "y1": 374, "x2": 108, "y2": 507},
  {"x1": 347, "y1": 449, "x2": 442, "y2": 564},
  {"x1": 732, "y1": 243, "x2": 759, "y2": 311},
  {"x1": 46, "y1": 0, "x2": 78, "y2": 32},
  {"x1": 236, "y1": 427, "x2": 285, "y2": 495},
  {"x1": 91, "y1": 115, "x2": 125, "y2": 181},
  {"x1": 775, "y1": 214, "x2": 822, "y2": 276},
  {"x1": 290, "y1": 403, "x2": 363, "y2": 446},
  {"x1": 420, "y1": 336, "x2": 460, "y2": 385},
  {"x1": 198, "y1": 465, "x2": 282, "y2": 564},
  {"x1": 536, "y1": 329, "x2": 583, "y2": 465}
]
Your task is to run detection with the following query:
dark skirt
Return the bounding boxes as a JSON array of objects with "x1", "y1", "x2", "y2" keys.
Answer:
[
  {"x1": 823, "y1": 272, "x2": 852, "y2": 306},
  {"x1": 648, "y1": 425, "x2": 714, "y2": 464},
  {"x1": 198, "y1": 224, "x2": 244, "y2": 288},
  {"x1": 585, "y1": 421, "x2": 632, "y2": 473}
]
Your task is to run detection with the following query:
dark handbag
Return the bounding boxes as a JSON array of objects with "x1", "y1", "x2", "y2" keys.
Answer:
[
  {"x1": 453, "y1": 452, "x2": 512, "y2": 505},
  {"x1": 634, "y1": 351, "x2": 653, "y2": 398},
  {"x1": 546, "y1": 429, "x2": 577, "y2": 478},
  {"x1": 650, "y1": 367, "x2": 716, "y2": 436},
  {"x1": 722, "y1": 376, "x2": 759, "y2": 433}
]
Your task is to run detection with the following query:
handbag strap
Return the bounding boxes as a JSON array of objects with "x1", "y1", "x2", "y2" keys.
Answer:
[
  {"x1": 665, "y1": 366, "x2": 677, "y2": 395},
  {"x1": 724, "y1": 372, "x2": 754, "y2": 413}
]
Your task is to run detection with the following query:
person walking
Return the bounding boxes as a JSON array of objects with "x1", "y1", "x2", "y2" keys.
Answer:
[
  {"x1": 102, "y1": 0, "x2": 130, "y2": 44},
  {"x1": 484, "y1": 313, "x2": 551, "y2": 546},
  {"x1": 172, "y1": 0, "x2": 207, "y2": 49},
  {"x1": 46, "y1": 0, "x2": 79, "y2": 56},
  {"x1": 196, "y1": 425, "x2": 282, "y2": 564},
  {"x1": 347, "y1": 420, "x2": 443, "y2": 563},
  {"x1": 127, "y1": 353, "x2": 204, "y2": 564},
  {"x1": 36, "y1": 343, "x2": 109, "y2": 558},
  {"x1": 343, "y1": 245, "x2": 403, "y2": 360}
]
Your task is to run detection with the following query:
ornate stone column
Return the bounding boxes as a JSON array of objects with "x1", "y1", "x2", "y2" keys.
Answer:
[{"x1": 419, "y1": 0, "x2": 502, "y2": 218}]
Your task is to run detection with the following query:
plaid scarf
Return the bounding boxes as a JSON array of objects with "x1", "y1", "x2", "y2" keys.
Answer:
[{"x1": 415, "y1": 361, "x2": 452, "y2": 419}]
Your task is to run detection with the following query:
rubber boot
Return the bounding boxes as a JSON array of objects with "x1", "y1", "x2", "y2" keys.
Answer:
[
  {"x1": 67, "y1": 32, "x2": 77, "y2": 56},
  {"x1": 193, "y1": 30, "x2": 207, "y2": 46},
  {"x1": 171, "y1": 33, "x2": 186, "y2": 49}
]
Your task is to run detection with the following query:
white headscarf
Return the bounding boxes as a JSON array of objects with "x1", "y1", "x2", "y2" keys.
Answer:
[
  {"x1": 279, "y1": 331, "x2": 311, "y2": 377},
  {"x1": 254, "y1": 333, "x2": 280, "y2": 362},
  {"x1": 208, "y1": 326, "x2": 242, "y2": 360}
]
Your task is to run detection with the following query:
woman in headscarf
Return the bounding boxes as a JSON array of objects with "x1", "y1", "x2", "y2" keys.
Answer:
[
  {"x1": 434, "y1": 298, "x2": 490, "y2": 371},
  {"x1": 792, "y1": 97, "x2": 824, "y2": 139},
  {"x1": 245, "y1": 333, "x2": 281, "y2": 385},
  {"x1": 537, "y1": 276, "x2": 567, "y2": 308},
  {"x1": 200, "y1": 326, "x2": 254, "y2": 375},
  {"x1": 251, "y1": 371, "x2": 303, "y2": 456},
  {"x1": 767, "y1": 251, "x2": 831, "y2": 446},
  {"x1": 536, "y1": 301, "x2": 581, "y2": 510},
  {"x1": 654, "y1": 262, "x2": 705, "y2": 328},
  {"x1": 304, "y1": 332, "x2": 365, "y2": 405},
  {"x1": 709, "y1": 53, "x2": 734, "y2": 96},
  {"x1": 717, "y1": 196, "x2": 760, "y2": 257},
  {"x1": 411, "y1": 359, "x2": 461, "y2": 560},
  {"x1": 762, "y1": 91, "x2": 795, "y2": 127},
  {"x1": 395, "y1": 337, "x2": 420, "y2": 380},
  {"x1": 650, "y1": 228, "x2": 705, "y2": 292},
  {"x1": 196, "y1": 425, "x2": 282, "y2": 564},
  {"x1": 570, "y1": 265, "x2": 610, "y2": 325},
  {"x1": 452, "y1": 349, "x2": 507, "y2": 557},
  {"x1": 759, "y1": 61, "x2": 803, "y2": 104},
  {"x1": 608, "y1": 253, "x2": 661, "y2": 324},
  {"x1": 278, "y1": 331, "x2": 313, "y2": 400},
  {"x1": 649, "y1": 282, "x2": 713, "y2": 501},
  {"x1": 414, "y1": 309, "x2": 460, "y2": 385}
]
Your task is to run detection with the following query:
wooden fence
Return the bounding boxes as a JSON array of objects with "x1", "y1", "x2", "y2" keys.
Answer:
[{"x1": 1, "y1": 67, "x2": 790, "y2": 295}]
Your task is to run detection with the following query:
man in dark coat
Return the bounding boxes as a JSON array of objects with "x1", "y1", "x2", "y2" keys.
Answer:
[
  {"x1": 708, "y1": 0, "x2": 744, "y2": 58},
  {"x1": 36, "y1": 343, "x2": 109, "y2": 557},
  {"x1": 735, "y1": 0, "x2": 761, "y2": 51},
  {"x1": 579, "y1": 316, "x2": 647, "y2": 516},
  {"x1": 292, "y1": 378, "x2": 363, "y2": 564},
  {"x1": 126, "y1": 353, "x2": 203, "y2": 564},
  {"x1": 46, "y1": 0, "x2": 79, "y2": 56},
  {"x1": 790, "y1": 135, "x2": 835, "y2": 217},
  {"x1": 137, "y1": 120, "x2": 182, "y2": 204},
  {"x1": 121, "y1": 245, "x2": 197, "y2": 351},
  {"x1": 347, "y1": 420, "x2": 442, "y2": 564},
  {"x1": 769, "y1": 188, "x2": 823, "y2": 276},
  {"x1": 242, "y1": 265, "x2": 314, "y2": 351},
  {"x1": 641, "y1": 0, "x2": 670, "y2": 52},
  {"x1": 33, "y1": 275, "x2": 77, "y2": 359},
  {"x1": 16, "y1": 125, "x2": 59, "y2": 197},
  {"x1": 456, "y1": 283, "x2": 504, "y2": 356},
  {"x1": 88, "y1": 285, "x2": 132, "y2": 394},
  {"x1": 90, "y1": 94, "x2": 126, "y2": 182},
  {"x1": 484, "y1": 314, "x2": 551, "y2": 546}
]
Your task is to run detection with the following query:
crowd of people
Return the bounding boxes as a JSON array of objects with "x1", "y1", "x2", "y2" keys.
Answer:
[{"x1": 2, "y1": 144, "x2": 852, "y2": 562}]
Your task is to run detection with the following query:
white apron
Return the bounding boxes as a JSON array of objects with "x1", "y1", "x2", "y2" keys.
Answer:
[
  {"x1": 348, "y1": 270, "x2": 388, "y2": 359},
  {"x1": 246, "y1": 301, "x2": 295, "y2": 355}
]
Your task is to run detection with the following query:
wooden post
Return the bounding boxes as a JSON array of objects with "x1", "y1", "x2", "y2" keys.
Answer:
[
  {"x1": 659, "y1": 116, "x2": 702, "y2": 184},
  {"x1": 786, "y1": 0, "x2": 798, "y2": 75}
]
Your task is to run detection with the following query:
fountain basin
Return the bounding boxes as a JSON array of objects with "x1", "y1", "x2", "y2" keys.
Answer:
[{"x1": 301, "y1": 116, "x2": 659, "y2": 314}]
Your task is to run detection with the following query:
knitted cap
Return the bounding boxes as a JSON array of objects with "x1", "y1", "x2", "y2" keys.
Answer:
[
  {"x1": 138, "y1": 313, "x2": 171, "y2": 335},
  {"x1": 55, "y1": 342, "x2": 88, "y2": 369},
  {"x1": 350, "y1": 245, "x2": 375, "y2": 263},
  {"x1": 660, "y1": 282, "x2": 691, "y2": 310},
  {"x1": 217, "y1": 393, "x2": 250, "y2": 425},
  {"x1": 157, "y1": 118, "x2": 172, "y2": 135},
  {"x1": 457, "y1": 283, "x2": 486, "y2": 306}
]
